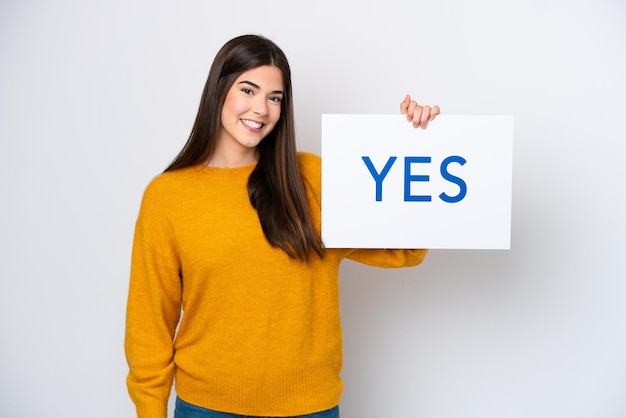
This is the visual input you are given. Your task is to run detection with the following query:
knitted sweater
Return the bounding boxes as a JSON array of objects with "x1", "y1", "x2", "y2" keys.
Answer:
[{"x1": 124, "y1": 152, "x2": 427, "y2": 418}]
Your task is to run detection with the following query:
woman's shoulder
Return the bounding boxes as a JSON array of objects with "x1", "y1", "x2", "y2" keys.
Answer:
[
  {"x1": 145, "y1": 166, "x2": 194, "y2": 188},
  {"x1": 140, "y1": 165, "x2": 203, "y2": 205},
  {"x1": 297, "y1": 151, "x2": 321, "y2": 175},
  {"x1": 297, "y1": 151, "x2": 322, "y2": 205}
]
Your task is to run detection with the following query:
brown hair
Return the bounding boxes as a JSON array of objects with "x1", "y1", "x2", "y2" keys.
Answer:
[{"x1": 165, "y1": 34, "x2": 324, "y2": 260}]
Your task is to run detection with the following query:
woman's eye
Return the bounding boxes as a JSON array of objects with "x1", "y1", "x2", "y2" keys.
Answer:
[
  {"x1": 241, "y1": 88, "x2": 253, "y2": 95},
  {"x1": 269, "y1": 96, "x2": 282, "y2": 103}
]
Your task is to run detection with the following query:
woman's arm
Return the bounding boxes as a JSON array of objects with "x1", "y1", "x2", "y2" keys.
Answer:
[
  {"x1": 344, "y1": 247, "x2": 428, "y2": 268},
  {"x1": 125, "y1": 181, "x2": 182, "y2": 418}
]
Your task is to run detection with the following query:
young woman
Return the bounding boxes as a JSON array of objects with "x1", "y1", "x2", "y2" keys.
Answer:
[{"x1": 125, "y1": 34, "x2": 439, "y2": 418}]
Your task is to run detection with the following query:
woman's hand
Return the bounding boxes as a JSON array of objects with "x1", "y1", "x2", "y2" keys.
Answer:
[{"x1": 400, "y1": 94, "x2": 440, "y2": 129}]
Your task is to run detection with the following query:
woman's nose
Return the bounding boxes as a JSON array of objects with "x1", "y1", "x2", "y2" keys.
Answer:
[{"x1": 252, "y1": 97, "x2": 269, "y2": 116}]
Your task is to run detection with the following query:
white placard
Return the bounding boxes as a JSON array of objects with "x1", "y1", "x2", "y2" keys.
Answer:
[{"x1": 321, "y1": 114, "x2": 513, "y2": 249}]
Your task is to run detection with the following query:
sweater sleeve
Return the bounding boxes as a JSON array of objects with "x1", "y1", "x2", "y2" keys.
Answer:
[
  {"x1": 125, "y1": 179, "x2": 182, "y2": 418},
  {"x1": 344, "y1": 248, "x2": 429, "y2": 268}
]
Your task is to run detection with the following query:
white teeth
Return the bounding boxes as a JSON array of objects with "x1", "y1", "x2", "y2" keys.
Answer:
[{"x1": 241, "y1": 119, "x2": 262, "y2": 129}]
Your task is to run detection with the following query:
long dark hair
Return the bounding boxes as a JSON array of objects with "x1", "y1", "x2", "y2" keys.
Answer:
[{"x1": 166, "y1": 34, "x2": 324, "y2": 260}]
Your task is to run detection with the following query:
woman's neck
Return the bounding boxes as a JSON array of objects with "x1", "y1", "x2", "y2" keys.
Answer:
[{"x1": 204, "y1": 149, "x2": 259, "y2": 168}]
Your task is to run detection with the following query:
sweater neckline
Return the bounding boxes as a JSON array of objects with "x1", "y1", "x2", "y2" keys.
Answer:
[{"x1": 192, "y1": 163, "x2": 256, "y2": 177}]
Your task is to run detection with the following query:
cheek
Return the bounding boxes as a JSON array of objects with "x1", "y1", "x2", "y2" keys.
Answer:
[
  {"x1": 270, "y1": 107, "x2": 282, "y2": 124},
  {"x1": 222, "y1": 88, "x2": 250, "y2": 116},
  {"x1": 222, "y1": 96, "x2": 242, "y2": 116}
]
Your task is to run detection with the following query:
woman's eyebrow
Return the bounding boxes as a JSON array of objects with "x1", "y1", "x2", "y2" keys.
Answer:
[{"x1": 238, "y1": 80, "x2": 284, "y2": 95}]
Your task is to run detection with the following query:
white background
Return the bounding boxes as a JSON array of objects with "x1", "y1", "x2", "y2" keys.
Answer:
[{"x1": 1, "y1": 1, "x2": 625, "y2": 417}]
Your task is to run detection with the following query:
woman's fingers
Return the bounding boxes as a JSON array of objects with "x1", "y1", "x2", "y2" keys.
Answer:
[{"x1": 401, "y1": 95, "x2": 440, "y2": 128}]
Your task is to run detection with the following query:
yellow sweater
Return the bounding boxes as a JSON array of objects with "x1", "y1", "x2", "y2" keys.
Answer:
[{"x1": 125, "y1": 152, "x2": 427, "y2": 417}]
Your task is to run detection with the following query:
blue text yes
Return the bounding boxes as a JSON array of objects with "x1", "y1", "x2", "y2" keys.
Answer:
[{"x1": 361, "y1": 156, "x2": 467, "y2": 203}]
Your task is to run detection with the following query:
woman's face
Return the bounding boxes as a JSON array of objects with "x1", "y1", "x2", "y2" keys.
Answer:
[{"x1": 217, "y1": 65, "x2": 284, "y2": 162}]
